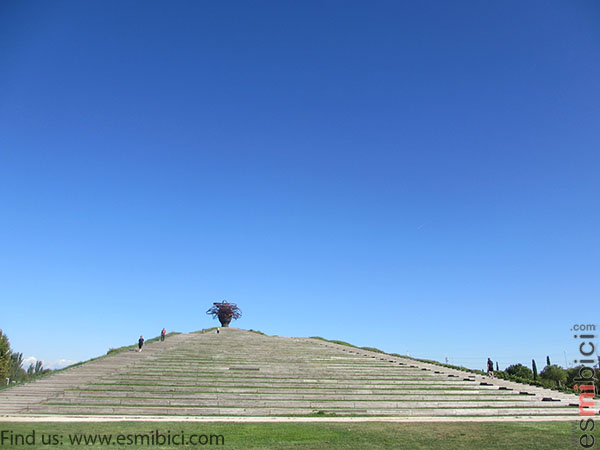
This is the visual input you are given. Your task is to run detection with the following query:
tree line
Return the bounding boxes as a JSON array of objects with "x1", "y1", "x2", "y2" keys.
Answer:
[
  {"x1": 0, "y1": 329, "x2": 51, "y2": 386},
  {"x1": 489, "y1": 355, "x2": 599, "y2": 395}
]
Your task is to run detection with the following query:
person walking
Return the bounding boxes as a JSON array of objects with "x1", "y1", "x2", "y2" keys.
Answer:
[
  {"x1": 138, "y1": 336, "x2": 144, "y2": 352},
  {"x1": 161, "y1": 328, "x2": 166, "y2": 342},
  {"x1": 487, "y1": 358, "x2": 494, "y2": 378}
]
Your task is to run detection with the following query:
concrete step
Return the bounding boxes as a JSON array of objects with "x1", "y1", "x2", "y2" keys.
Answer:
[
  {"x1": 23, "y1": 404, "x2": 580, "y2": 417},
  {"x1": 1, "y1": 328, "x2": 585, "y2": 418}
]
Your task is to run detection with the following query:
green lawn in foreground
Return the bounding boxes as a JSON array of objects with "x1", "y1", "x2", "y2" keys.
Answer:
[{"x1": 0, "y1": 421, "x2": 574, "y2": 449}]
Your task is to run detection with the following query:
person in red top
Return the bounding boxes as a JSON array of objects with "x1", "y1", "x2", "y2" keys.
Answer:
[{"x1": 161, "y1": 328, "x2": 166, "y2": 342}]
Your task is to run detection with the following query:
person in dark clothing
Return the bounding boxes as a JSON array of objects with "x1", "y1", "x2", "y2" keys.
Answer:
[
  {"x1": 487, "y1": 358, "x2": 494, "y2": 378},
  {"x1": 161, "y1": 328, "x2": 166, "y2": 342},
  {"x1": 138, "y1": 336, "x2": 144, "y2": 352}
]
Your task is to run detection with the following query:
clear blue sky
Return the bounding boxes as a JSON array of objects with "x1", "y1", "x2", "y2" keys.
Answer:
[{"x1": 1, "y1": 1, "x2": 598, "y2": 371}]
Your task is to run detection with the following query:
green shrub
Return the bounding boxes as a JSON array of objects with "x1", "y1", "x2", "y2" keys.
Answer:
[
  {"x1": 505, "y1": 363, "x2": 533, "y2": 379},
  {"x1": 540, "y1": 365, "x2": 567, "y2": 387},
  {"x1": 360, "y1": 346, "x2": 385, "y2": 354}
]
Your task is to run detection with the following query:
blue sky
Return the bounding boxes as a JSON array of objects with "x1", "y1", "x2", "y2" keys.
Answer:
[{"x1": 1, "y1": 1, "x2": 598, "y2": 371}]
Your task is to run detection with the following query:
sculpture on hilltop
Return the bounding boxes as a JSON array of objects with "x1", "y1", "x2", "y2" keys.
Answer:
[{"x1": 206, "y1": 300, "x2": 242, "y2": 327}]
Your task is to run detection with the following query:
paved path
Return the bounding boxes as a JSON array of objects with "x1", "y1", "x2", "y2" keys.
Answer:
[
  {"x1": 0, "y1": 328, "x2": 594, "y2": 421},
  {"x1": 0, "y1": 414, "x2": 579, "y2": 423}
]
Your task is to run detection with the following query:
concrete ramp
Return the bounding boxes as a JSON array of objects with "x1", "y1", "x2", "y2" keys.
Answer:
[{"x1": 0, "y1": 328, "x2": 591, "y2": 420}]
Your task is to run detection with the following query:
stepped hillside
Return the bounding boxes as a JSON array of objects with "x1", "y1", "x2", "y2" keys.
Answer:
[{"x1": 0, "y1": 328, "x2": 592, "y2": 419}]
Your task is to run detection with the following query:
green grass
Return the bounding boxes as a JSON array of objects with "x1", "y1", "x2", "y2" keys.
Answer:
[
  {"x1": 42, "y1": 401, "x2": 576, "y2": 411},
  {"x1": 46, "y1": 394, "x2": 544, "y2": 403},
  {"x1": 0, "y1": 421, "x2": 574, "y2": 449},
  {"x1": 106, "y1": 332, "x2": 180, "y2": 355},
  {"x1": 310, "y1": 336, "x2": 356, "y2": 348},
  {"x1": 100, "y1": 373, "x2": 471, "y2": 381},
  {"x1": 248, "y1": 329, "x2": 267, "y2": 336},
  {"x1": 85, "y1": 382, "x2": 497, "y2": 391},
  {"x1": 193, "y1": 327, "x2": 219, "y2": 334},
  {"x1": 69, "y1": 388, "x2": 516, "y2": 396}
]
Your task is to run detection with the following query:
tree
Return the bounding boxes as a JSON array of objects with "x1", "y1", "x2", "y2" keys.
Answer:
[
  {"x1": 567, "y1": 365, "x2": 585, "y2": 389},
  {"x1": 25, "y1": 361, "x2": 46, "y2": 377},
  {"x1": 567, "y1": 365, "x2": 600, "y2": 393},
  {"x1": 546, "y1": 355, "x2": 551, "y2": 366},
  {"x1": 495, "y1": 361, "x2": 499, "y2": 372},
  {"x1": 206, "y1": 300, "x2": 242, "y2": 327},
  {"x1": 0, "y1": 330, "x2": 10, "y2": 385},
  {"x1": 532, "y1": 359, "x2": 538, "y2": 380},
  {"x1": 9, "y1": 352, "x2": 25, "y2": 383},
  {"x1": 34, "y1": 360, "x2": 45, "y2": 375},
  {"x1": 540, "y1": 364, "x2": 567, "y2": 387},
  {"x1": 0, "y1": 333, "x2": 50, "y2": 386},
  {"x1": 506, "y1": 363, "x2": 533, "y2": 379}
]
